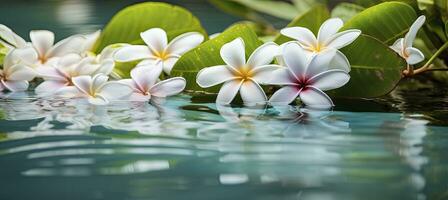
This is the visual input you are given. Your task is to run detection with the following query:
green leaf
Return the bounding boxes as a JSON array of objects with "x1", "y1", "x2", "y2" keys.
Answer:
[
  {"x1": 92, "y1": 2, "x2": 207, "y2": 53},
  {"x1": 171, "y1": 23, "x2": 263, "y2": 92},
  {"x1": 341, "y1": 2, "x2": 417, "y2": 44},
  {"x1": 273, "y1": 5, "x2": 330, "y2": 44},
  {"x1": 292, "y1": 0, "x2": 327, "y2": 13},
  {"x1": 229, "y1": 0, "x2": 299, "y2": 20},
  {"x1": 331, "y1": 35, "x2": 406, "y2": 97},
  {"x1": 331, "y1": 3, "x2": 365, "y2": 22},
  {"x1": 445, "y1": 20, "x2": 448, "y2": 37}
]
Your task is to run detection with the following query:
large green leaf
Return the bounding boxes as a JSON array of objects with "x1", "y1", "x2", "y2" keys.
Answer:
[
  {"x1": 228, "y1": 0, "x2": 299, "y2": 20},
  {"x1": 273, "y1": 5, "x2": 330, "y2": 44},
  {"x1": 171, "y1": 23, "x2": 263, "y2": 92},
  {"x1": 92, "y1": 2, "x2": 207, "y2": 53},
  {"x1": 331, "y1": 3, "x2": 365, "y2": 22},
  {"x1": 331, "y1": 35, "x2": 406, "y2": 97},
  {"x1": 341, "y1": 2, "x2": 417, "y2": 44}
]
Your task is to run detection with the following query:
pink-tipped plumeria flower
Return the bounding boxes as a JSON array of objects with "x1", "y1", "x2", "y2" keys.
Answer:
[
  {"x1": 118, "y1": 65, "x2": 186, "y2": 101},
  {"x1": 35, "y1": 53, "x2": 114, "y2": 95},
  {"x1": 267, "y1": 42, "x2": 350, "y2": 109},
  {"x1": 390, "y1": 15, "x2": 426, "y2": 65},
  {"x1": 280, "y1": 18, "x2": 361, "y2": 72},
  {"x1": 114, "y1": 28, "x2": 204, "y2": 75},
  {"x1": 0, "y1": 48, "x2": 37, "y2": 92},
  {"x1": 196, "y1": 38, "x2": 281, "y2": 106},
  {"x1": 58, "y1": 74, "x2": 133, "y2": 105}
]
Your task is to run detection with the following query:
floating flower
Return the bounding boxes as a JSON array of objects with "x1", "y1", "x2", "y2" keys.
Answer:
[
  {"x1": 119, "y1": 65, "x2": 186, "y2": 101},
  {"x1": 196, "y1": 38, "x2": 280, "y2": 105},
  {"x1": 58, "y1": 74, "x2": 133, "y2": 105},
  {"x1": 0, "y1": 48, "x2": 37, "y2": 92},
  {"x1": 114, "y1": 28, "x2": 204, "y2": 75},
  {"x1": 280, "y1": 18, "x2": 361, "y2": 72},
  {"x1": 267, "y1": 42, "x2": 350, "y2": 109},
  {"x1": 390, "y1": 15, "x2": 426, "y2": 65},
  {"x1": 35, "y1": 53, "x2": 113, "y2": 95}
]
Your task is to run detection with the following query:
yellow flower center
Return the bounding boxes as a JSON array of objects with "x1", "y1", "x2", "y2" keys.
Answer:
[
  {"x1": 238, "y1": 65, "x2": 253, "y2": 81},
  {"x1": 155, "y1": 50, "x2": 170, "y2": 60}
]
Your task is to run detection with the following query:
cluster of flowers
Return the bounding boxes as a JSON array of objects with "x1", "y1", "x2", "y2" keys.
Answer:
[
  {"x1": 0, "y1": 27, "x2": 203, "y2": 104},
  {"x1": 0, "y1": 15, "x2": 425, "y2": 108}
]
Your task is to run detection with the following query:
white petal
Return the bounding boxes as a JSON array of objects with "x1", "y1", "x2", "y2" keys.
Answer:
[
  {"x1": 12, "y1": 47, "x2": 39, "y2": 66},
  {"x1": 46, "y1": 35, "x2": 87, "y2": 58},
  {"x1": 99, "y1": 81, "x2": 133, "y2": 100},
  {"x1": 390, "y1": 38, "x2": 404, "y2": 54},
  {"x1": 37, "y1": 66, "x2": 67, "y2": 81},
  {"x1": 325, "y1": 30, "x2": 361, "y2": 49},
  {"x1": 7, "y1": 64, "x2": 36, "y2": 81},
  {"x1": 330, "y1": 51, "x2": 351, "y2": 72},
  {"x1": 282, "y1": 42, "x2": 308, "y2": 80},
  {"x1": 0, "y1": 82, "x2": 5, "y2": 91},
  {"x1": 114, "y1": 45, "x2": 152, "y2": 62},
  {"x1": 162, "y1": 57, "x2": 179, "y2": 75},
  {"x1": 72, "y1": 75, "x2": 92, "y2": 95},
  {"x1": 239, "y1": 80, "x2": 267, "y2": 106},
  {"x1": 129, "y1": 92, "x2": 151, "y2": 101},
  {"x1": 196, "y1": 65, "x2": 235, "y2": 88},
  {"x1": 150, "y1": 77, "x2": 186, "y2": 97},
  {"x1": 136, "y1": 58, "x2": 160, "y2": 67},
  {"x1": 216, "y1": 79, "x2": 243, "y2": 104},
  {"x1": 30, "y1": 30, "x2": 54, "y2": 58},
  {"x1": 405, "y1": 47, "x2": 425, "y2": 64},
  {"x1": 0, "y1": 24, "x2": 27, "y2": 47},
  {"x1": 130, "y1": 65, "x2": 162, "y2": 92},
  {"x1": 91, "y1": 74, "x2": 109, "y2": 93},
  {"x1": 88, "y1": 95, "x2": 109, "y2": 105},
  {"x1": 404, "y1": 15, "x2": 426, "y2": 48},
  {"x1": 59, "y1": 53, "x2": 83, "y2": 68},
  {"x1": 1, "y1": 80, "x2": 28, "y2": 92},
  {"x1": 299, "y1": 86, "x2": 334, "y2": 109},
  {"x1": 166, "y1": 32, "x2": 204, "y2": 55},
  {"x1": 96, "y1": 59, "x2": 114, "y2": 75},
  {"x1": 82, "y1": 30, "x2": 101, "y2": 52},
  {"x1": 308, "y1": 69, "x2": 350, "y2": 91},
  {"x1": 118, "y1": 79, "x2": 139, "y2": 91},
  {"x1": 305, "y1": 49, "x2": 337, "y2": 78},
  {"x1": 55, "y1": 86, "x2": 80, "y2": 98},
  {"x1": 262, "y1": 67, "x2": 297, "y2": 85},
  {"x1": 317, "y1": 18, "x2": 344, "y2": 44},
  {"x1": 251, "y1": 64, "x2": 283, "y2": 84},
  {"x1": 247, "y1": 42, "x2": 279, "y2": 68},
  {"x1": 280, "y1": 27, "x2": 317, "y2": 48},
  {"x1": 220, "y1": 38, "x2": 246, "y2": 69},
  {"x1": 140, "y1": 28, "x2": 168, "y2": 54},
  {"x1": 269, "y1": 85, "x2": 301, "y2": 105},
  {"x1": 35, "y1": 80, "x2": 67, "y2": 95}
]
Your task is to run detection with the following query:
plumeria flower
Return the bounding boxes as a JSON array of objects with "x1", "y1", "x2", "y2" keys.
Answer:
[
  {"x1": 118, "y1": 65, "x2": 186, "y2": 102},
  {"x1": 57, "y1": 74, "x2": 133, "y2": 105},
  {"x1": 35, "y1": 53, "x2": 113, "y2": 95},
  {"x1": 0, "y1": 24, "x2": 85, "y2": 67},
  {"x1": 0, "y1": 48, "x2": 37, "y2": 92},
  {"x1": 280, "y1": 18, "x2": 361, "y2": 72},
  {"x1": 114, "y1": 28, "x2": 204, "y2": 75},
  {"x1": 267, "y1": 42, "x2": 350, "y2": 109},
  {"x1": 196, "y1": 38, "x2": 280, "y2": 105},
  {"x1": 390, "y1": 15, "x2": 426, "y2": 65}
]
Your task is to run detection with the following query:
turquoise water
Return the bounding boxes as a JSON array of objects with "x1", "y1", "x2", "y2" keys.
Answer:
[{"x1": 1, "y1": 1, "x2": 448, "y2": 200}]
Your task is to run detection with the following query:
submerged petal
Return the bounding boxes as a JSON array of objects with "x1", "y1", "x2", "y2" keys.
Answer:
[
  {"x1": 88, "y1": 95, "x2": 109, "y2": 105},
  {"x1": 129, "y1": 92, "x2": 152, "y2": 101},
  {"x1": 317, "y1": 18, "x2": 344, "y2": 44},
  {"x1": 247, "y1": 42, "x2": 279, "y2": 68},
  {"x1": 140, "y1": 28, "x2": 168, "y2": 54},
  {"x1": 216, "y1": 79, "x2": 243, "y2": 104},
  {"x1": 299, "y1": 86, "x2": 334, "y2": 109},
  {"x1": 280, "y1": 27, "x2": 317, "y2": 48},
  {"x1": 30, "y1": 30, "x2": 55, "y2": 57},
  {"x1": 114, "y1": 45, "x2": 152, "y2": 62},
  {"x1": 220, "y1": 38, "x2": 246, "y2": 69},
  {"x1": 196, "y1": 65, "x2": 235, "y2": 88},
  {"x1": 239, "y1": 80, "x2": 267, "y2": 106},
  {"x1": 150, "y1": 77, "x2": 186, "y2": 97},
  {"x1": 166, "y1": 32, "x2": 204, "y2": 55},
  {"x1": 269, "y1": 85, "x2": 301, "y2": 105}
]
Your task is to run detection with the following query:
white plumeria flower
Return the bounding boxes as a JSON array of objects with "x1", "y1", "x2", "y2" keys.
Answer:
[
  {"x1": 58, "y1": 74, "x2": 133, "y2": 105},
  {"x1": 280, "y1": 18, "x2": 361, "y2": 72},
  {"x1": 0, "y1": 24, "x2": 27, "y2": 50},
  {"x1": 0, "y1": 48, "x2": 37, "y2": 92},
  {"x1": 390, "y1": 15, "x2": 426, "y2": 65},
  {"x1": 35, "y1": 53, "x2": 113, "y2": 95},
  {"x1": 196, "y1": 38, "x2": 281, "y2": 105},
  {"x1": 114, "y1": 28, "x2": 204, "y2": 75},
  {"x1": 267, "y1": 42, "x2": 350, "y2": 109},
  {"x1": 118, "y1": 65, "x2": 186, "y2": 102}
]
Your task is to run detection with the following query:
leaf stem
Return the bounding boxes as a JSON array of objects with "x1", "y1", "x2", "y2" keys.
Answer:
[{"x1": 413, "y1": 41, "x2": 448, "y2": 75}]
